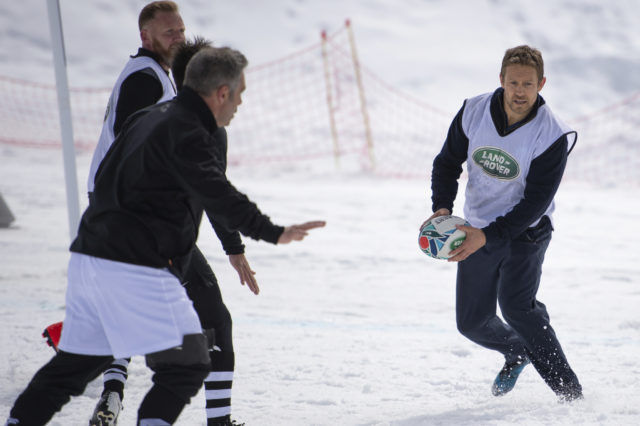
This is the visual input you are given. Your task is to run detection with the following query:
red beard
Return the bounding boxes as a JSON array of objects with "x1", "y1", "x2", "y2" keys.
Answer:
[{"x1": 151, "y1": 38, "x2": 179, "y2": 68}]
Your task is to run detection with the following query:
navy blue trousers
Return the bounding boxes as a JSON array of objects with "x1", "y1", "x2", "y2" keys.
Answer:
[{"x1": 456, "y1": 216, "x2": 581, "y2": 396}]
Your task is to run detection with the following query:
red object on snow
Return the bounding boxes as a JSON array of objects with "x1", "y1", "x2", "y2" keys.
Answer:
[{"x1": 43, "y1": 321, "x2": 63, "y2": 352}]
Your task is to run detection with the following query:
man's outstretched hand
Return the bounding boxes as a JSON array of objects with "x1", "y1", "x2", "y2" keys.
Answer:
[
  {"x1": 228, "y1": 254, "x2": 259, "y2": 295},
  {"x1": 278, "y1": 221, "x2": 326, "y2": 244}
]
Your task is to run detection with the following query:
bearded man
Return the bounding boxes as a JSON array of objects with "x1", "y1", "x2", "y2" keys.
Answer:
[{"x1": 86, "y1": 0, "x2": 185, "y2": 192}]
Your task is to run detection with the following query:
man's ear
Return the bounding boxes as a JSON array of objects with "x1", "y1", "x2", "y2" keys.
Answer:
[
  {"x1": 216, "y1": 85, "x2": 230, "y2": 103},
  {"x1": 140, "y1": 29, "x2": 150, "y2": 45},
  {"x1": 537, "y1": 76, "x2": 547, "y2": 92}
]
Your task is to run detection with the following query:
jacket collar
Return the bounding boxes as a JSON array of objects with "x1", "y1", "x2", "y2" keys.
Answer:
[
  {"x1": 490, "y1": 87, "x2": 546, "y2": 136},
  {"x1": 176, "y1": 86, "x2": 218, "y2": 134}
]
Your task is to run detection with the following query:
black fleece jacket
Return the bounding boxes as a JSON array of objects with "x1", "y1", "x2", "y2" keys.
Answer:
[{"x1": 71, "y1": 87, "x2": 284, "y2": 270}]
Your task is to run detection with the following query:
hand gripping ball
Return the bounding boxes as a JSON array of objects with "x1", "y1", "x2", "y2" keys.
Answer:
[{"x1": 419, "y1": 215, "x2": 470, "y2": 259}]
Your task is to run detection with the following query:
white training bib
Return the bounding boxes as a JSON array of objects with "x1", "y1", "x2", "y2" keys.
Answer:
[
  {"x1": 87, "y1": 56, "x2": 175, "y2": 192},
  {"x1": 59, "y1": 253, "x2": 201, "y2": 359},
  {"x1": 461, "y1": 92, "x2": 574, "y2": 228}
]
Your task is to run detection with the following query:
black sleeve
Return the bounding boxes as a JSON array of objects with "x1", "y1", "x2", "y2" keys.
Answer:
[
  {"x1": 208, "y1": 215, "x2": 245, "y2": 255},
  {"x1": 173, "y1": 126, "x2": 284, "y2": 244},
  {"x1": 431, "y1": 102, "x2": 469, "y2": 213},
  {"x1": 203, "y1": 127, "x2": 245, "y2": 254},
  {"x1": 482, "y1": 135, "x2": 569, "y2": 248},
  {"x1": 113, "y1": 69, "x2": 164, "y2": 136}
]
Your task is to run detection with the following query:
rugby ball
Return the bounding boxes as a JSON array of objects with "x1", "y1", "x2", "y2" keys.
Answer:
[{"x1": 419, "y1": 215, "x2": 470, "y2": 259}]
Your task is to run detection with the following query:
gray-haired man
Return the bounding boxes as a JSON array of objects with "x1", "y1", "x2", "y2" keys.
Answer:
[{"x1": 6, "y1": 47, "x2": 325, "y2": 426}]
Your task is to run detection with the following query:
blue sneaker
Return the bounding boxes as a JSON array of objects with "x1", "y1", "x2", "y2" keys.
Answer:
[{"x1": 491, "y1": 358, "x2": 530, "y2": 396}]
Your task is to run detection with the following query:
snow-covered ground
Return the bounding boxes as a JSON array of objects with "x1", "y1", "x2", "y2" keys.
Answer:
[
  {"x1": 1, "y1": 147, "x2": 640, "y2": 425},
  {"x1": 1, "y1": 0, "x2": 640, "y2": 425}
]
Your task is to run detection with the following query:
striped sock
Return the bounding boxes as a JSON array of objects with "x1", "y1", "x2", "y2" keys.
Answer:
[
  {"x1": 205, "y1": 350, "x2": 234, "y2": 425},
  {"x1": 103, "y1": 358, "x2": 129, "y2": 398}
]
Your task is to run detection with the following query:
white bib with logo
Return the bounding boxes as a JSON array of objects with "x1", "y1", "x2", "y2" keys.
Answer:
[{"x1": 461, "y1": 92, "x2": 573, "y2": 228}]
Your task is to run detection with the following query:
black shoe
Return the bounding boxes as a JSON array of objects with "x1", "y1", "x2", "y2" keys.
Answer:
[
  {"x1": 89, "y1": 391, "x2": 122, "y2": 426},
  {"x1": 491, "y1": 358, "x2": 530, "y2": 396}
]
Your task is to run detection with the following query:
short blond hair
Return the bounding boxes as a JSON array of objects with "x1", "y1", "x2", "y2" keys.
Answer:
[
  {"x1": 501, "y1": 45, "x2": 544, "y2": 83},
  {"x1": 138, "y1": 1, "x2": 179, "y2": 30}
]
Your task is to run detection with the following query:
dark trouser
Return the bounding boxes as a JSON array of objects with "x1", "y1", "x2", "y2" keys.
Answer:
[
  {"x1": 139, "y1": 334, "x2": 211, "y2": 423},
  {"x1": 184, "y1": 247, "x2": 236, "y2": 424},
  {"x1": 184, "y1": 246, "x2": 233, "y2": 353},
  {"x1": 456, "y1": 217, "x2": 582, "y2": 397},
  {"x1": 9, "y1": 337, "x2": 209, "y2": 425},
  {"x1": 9, "y1": 352, "x2": 113, "y2": 425}
]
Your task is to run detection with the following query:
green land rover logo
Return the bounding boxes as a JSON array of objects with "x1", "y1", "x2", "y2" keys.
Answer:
[{"x1": 472, "y1": 147, "x2": 520, "y2": 179}]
